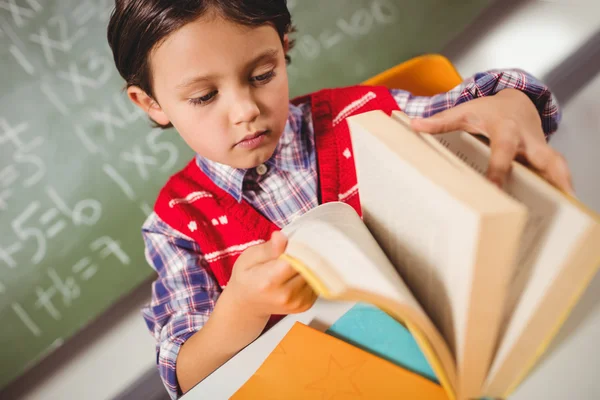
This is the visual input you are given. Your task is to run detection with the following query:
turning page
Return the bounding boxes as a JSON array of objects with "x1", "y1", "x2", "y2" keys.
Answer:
[
  {"x1": 422, "y1": 126, "x2": 600, "y2": 397},
  {"x1": 281, "y1": 202, "x2": 458, "y2": 398},
  {"x1": 347, "y1": 111, "x2": 526, "y2": 399}
]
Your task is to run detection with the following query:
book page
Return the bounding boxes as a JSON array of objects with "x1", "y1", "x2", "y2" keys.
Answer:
[
  {"x1": 346, "y1": 111, "x2": 528, "y2": 400},
  {"x1": 486, "y1": 200, "x2": 589, "y2": 374},
  {"x1": 433, "y1": 131, "x2": 558, "y2": 325},
  {"x1": 348, "y1": 127, "x2": 482, "y2": 360},
  {"x1": 282, "y1": 201, "x2": 459, "y2": 398},
  {"x1": 431, "y1": 131, "x2": 588, "y2": 327},
  {"x1": 428, "y1": 130, "x2": 598, "y2": 393},
  {"x1": 282, "y1": 202, "x2": 425, "y2": 314}
]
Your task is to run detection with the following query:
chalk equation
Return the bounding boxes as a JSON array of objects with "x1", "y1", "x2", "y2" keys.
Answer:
[
  {"x1": 287, "y1": 0, "x2": 398, "y2": 79},
  {"x1": 10, "y1": 235, "x2": 130, "y2": 337},
  {"x1": 0, "y1": 0, "x2": 189, "y2": 357},
  {"x1": 0, "y1": 186, "x2": 102, "y2": 268}
]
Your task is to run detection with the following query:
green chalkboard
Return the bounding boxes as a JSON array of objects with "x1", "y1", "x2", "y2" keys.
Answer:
[
  {"x1": 286, "y1": 0, "x2": 493, "y2": 97},
  {"x1": 0, "y1": 0, "x2": 492, "y2": 390}
]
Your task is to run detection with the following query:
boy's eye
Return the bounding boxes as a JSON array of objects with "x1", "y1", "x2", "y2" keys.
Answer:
[
  {"x1": 189, "y1": 90, "x2": 217, "y2": 106},
  {"x1": 250, "y1": 70, "x2": 275, "y2": 84}
]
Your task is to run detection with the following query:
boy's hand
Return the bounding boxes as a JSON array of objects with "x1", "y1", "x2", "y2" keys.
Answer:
[
  {"x1": 410, "y1": 88, "x2": 574, "y2": 194},
  {"x1": 224, "y1": 231, "x2": 317, "y2": 319}
]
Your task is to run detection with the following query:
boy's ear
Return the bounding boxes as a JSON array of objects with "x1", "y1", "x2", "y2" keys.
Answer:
[
  {"x1": 126, "y1": 86, "x2": 170, "y2": 126},
  {"x1": 283, "y1": 34, "x2": 290, "y2": 53}
]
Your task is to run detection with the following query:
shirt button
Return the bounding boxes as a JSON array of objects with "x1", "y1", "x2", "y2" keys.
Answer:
[{"x1": 256, "y1": 163, "x2": 268, "y2": 176}]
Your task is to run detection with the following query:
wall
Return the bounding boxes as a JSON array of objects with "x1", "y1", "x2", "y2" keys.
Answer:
[{"x1": 1, "y1": 0, "x2": 599, "y2": 399}]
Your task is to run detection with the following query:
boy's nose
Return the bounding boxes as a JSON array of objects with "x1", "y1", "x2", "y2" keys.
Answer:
[{"x1": 231, "y1": 91, "x2": 260, "y2": 125}]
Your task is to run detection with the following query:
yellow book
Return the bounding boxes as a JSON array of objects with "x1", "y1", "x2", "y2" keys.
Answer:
[
  {"x1": 278, "y1": 110, "x2": 600, "y2": 400},
  {"x1": 232, "y1": 321, "x2": 448, "y2": 400}
]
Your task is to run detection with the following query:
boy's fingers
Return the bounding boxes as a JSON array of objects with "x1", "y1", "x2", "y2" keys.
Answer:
[
  {"x1": 549, "y1": 155, "x2": 575, "y2": 195},
  {"x1": 526, "y1": 144, "x2": 575, "y2": 194},
  {"x1": 410, "y1": 108, "x2": 471, "y2": 135},
  {"x1": 487, "y1": 134, "x2": 519, "y2": 188}
]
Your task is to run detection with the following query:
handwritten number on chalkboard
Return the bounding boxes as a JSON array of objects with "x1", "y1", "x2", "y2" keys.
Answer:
[
  {"x1": 11, "y1": 302, "x2": 42, "y2": 337},
  {"x1": 41, "y1": 83, "x2": 69, "y2": 116},
  {"x1": 34, "y1": 267, "x2": 81, "y2": 320},
  {"x1": 14, "y1": 136, "x2": 45, "y2": 187},
  {"x1": 74, "y1": 124, "x2": 101, "y2": 155},
  {"x1": 0, "y1": 0, "x2": 42, "y2": 28},
  {"x1": 46, "y1": 186, "x2": 102, "y2": 227},
  {"x1": 72, "y1": 1, "x2": 96, "y2": 27},
  {"x1": 71, "y1": 0, "x2": 113, "y2": 26},
  {"x1": 12, "y1": 202, "x2": 46, "y2": 264},
  {"x1": 102, "y1": 164, "x2": 136, "y2": 201},
  {"x1": 35, "y1": 284, "x2": 61, "y2": 320},
  {"x1": 1, "y1": 188, "x2": 102, "y2": 268},
  {"x1": 20, "y1": 237, "x2": 130, "y2": 328},
  {"x1": 319, "y1": 30, "x2": 344, "y2": 50},
  {"x1": 147, "y1": 128, "x2": 178, "y2": 172},
  {"x1": 338, "y1": 8, "x2": 374, "y2": 37},
  {"x1": 0, "y1": 241, "x2": 22, "y2": 269},
  {"x1": 121, "y1": 146, "x2": 158, "y2": 181},
  {"x1": 289, "y1": 0, "x2": 399, "y2": 67},
  {"x1": 57, "y1": 51, "x2": 113, "y2": 103},
  {"x1": 90, "y1": 237, "x2": 131, "y2": 266},
  {"x1": 29, "y1": 16, "x2": 86, "y2": 67},
  {"x1": 0, "y1": 189, "x2": 11, "y2": 210},
  {"x1": 0, "y1": 118, "x2": 46, "y2": 190},
  {"x1": 91, "y1": 106, "x2": 124, "y2": 143},
  {"x1": 372, "y1": 0, "x2": 397, "y2": 24},
  {"x1": 81, "y1": 50, "x2": 112, "y2": 88},
  {"x1": 47, "y1": 267, "x2": 80, "y2": 306},
  {"x1": 0, "y1": 164, "x2": 19, "y2": 210},
  {"x1": 72, "y1": 257, "x2": 99, "y2": 281}
]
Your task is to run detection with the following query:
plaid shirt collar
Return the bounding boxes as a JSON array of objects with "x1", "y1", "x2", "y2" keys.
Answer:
[{"x1": 195, "y1": 103, "x2": 311, "y2": 202}]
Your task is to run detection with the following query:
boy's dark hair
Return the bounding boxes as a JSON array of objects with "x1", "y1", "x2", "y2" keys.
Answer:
[{"x1": 107, "y1": 0, "x2": 295, "y2": 101}]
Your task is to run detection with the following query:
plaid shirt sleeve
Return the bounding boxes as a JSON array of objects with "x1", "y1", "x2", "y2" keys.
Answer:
[
  {"x1": 391, "y1": 68, "x2": 561, "y2": 138},
  {"x1": 141, "y1": 212, "x2": 221, "y2": 399}
]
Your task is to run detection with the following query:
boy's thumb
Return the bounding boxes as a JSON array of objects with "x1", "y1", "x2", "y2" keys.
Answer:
[{"x1": 269, "y1": 231, "x2": 288, "y2": 256}]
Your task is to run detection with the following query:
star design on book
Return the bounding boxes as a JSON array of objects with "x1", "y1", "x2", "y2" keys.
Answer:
[
  {"x1": 270, "y1": 342, "x2": 286, "y2": 355},
  {"x1": 305, "y1": 355, "x2": 364, "y2": 399}
]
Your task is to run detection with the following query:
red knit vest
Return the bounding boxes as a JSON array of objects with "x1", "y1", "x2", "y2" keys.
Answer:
[{"x1": 154, "y1": 85, "x2": 399, "y2": 323}]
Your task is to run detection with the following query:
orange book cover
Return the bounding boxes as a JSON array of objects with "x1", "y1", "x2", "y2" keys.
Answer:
[{"x1": 232, "y1": 322, "x2": 448, "y2": 400}]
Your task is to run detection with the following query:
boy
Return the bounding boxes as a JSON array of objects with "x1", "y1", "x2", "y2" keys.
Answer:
[{"x1": 107, "y1": 0, "x2": 572, "y2": 397}]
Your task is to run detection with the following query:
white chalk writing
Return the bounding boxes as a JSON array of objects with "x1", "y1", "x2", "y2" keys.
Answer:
[
  {"x1": 90, "y1": 236, "x2": 131, "y2": 265},
  {"x1": 12, "y1": 302, "x2": 42, "y2": 336},
  {"x1": 103, "y1": 164, "x2": 136, "y2": 201},
  {"x1": 0, "y1": 0, "x2": 42, "y2": 28},
  {"x1": 0, "y1": 118, "x2": 46, "y2": 190},
  {"x1": 30, "y1": 15, "x2": 86, "y2": 67},
  {"x1": 41, "y1": 83, "x2": 69, "y2": 116}
]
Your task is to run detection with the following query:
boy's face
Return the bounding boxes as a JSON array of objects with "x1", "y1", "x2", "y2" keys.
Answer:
[{"x1": 131, "y1": 14, "x2": 290, "y2": 169}]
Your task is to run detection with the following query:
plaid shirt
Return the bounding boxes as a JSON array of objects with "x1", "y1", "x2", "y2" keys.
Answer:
[{"x1": 141, "y1": 69, "x2": 561, "y2": 398}]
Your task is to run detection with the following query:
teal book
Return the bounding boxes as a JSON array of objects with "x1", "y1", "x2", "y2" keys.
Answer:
[{"x1": 326, "y1": 303, "x2": 438, "y2": 383}]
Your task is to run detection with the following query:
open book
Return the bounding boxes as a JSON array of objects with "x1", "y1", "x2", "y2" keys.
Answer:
[{"x1": 279, "y1": 110, "x2": 600, "y2": 400}]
